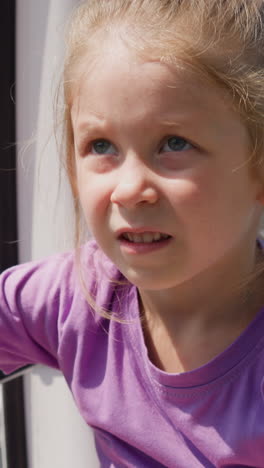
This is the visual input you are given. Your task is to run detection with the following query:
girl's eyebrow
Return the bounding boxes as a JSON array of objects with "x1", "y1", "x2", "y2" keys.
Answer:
[
  {"x1": 75, "y1": 120, "x2": 190, "y2": 144},
  {"x1": 74, "y1": 117, "x2": 107, "y2": 136},
  {"x1": 73, "y1": 107, "x2": 201, "y2": 142},
  {"x1": 158, "y1": 118, "x2": 194, "y2": 128},
  {"x1": 76, "y1": 115, "x2": 194, "y2": 131}
]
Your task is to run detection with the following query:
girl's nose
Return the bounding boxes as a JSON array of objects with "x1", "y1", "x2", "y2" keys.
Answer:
[{"x1": 110, "y1": 162, "x2": 159, "y2": 209}]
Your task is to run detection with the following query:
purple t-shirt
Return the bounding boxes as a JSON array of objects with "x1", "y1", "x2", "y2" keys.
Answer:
[{"x1": 0, "y1": 240, "x2": 264, "y2": 467}]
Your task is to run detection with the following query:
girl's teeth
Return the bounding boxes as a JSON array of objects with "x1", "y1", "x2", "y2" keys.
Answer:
[
  {"x1": 122, "y1": 232, "x2": 169, "y2": 243},
  {"x1": 153, "y1": 232, "x2": 161, "y2": 241},
  {"x1": 142, "y1": 233, "x2": 154, "y2": 243},
  {"x1": 133, "y1": 234, "x2": 142, "y2": 243}
]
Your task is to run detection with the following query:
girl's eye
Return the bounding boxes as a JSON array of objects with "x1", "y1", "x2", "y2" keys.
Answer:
[
  {"x1": 161, "y1": 136, "x2": 193, "y2": 153},
  {"x1": 91, "y1": 139, "x2": 116, "y2": 155}
]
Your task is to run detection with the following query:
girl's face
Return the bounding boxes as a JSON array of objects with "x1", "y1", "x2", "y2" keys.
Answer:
[{"x1": 71, "y1": 38, "x2": 263, "y2": 291}]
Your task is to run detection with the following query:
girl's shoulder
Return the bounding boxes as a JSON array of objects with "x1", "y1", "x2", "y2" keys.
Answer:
[
  {"x1": 1, "y1": 239, "x2": 121, "y2": 301},
  {"x1": 0, "y1": 240, "x2": 126, "y2": 375},
  {"x1": 0, "y1": 238, "x2": 125, "y2": 335}
]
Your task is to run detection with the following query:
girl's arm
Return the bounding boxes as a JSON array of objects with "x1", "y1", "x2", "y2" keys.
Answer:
[
  {"x1": 0, "y1": 240, "x2": 120, "y2": 381},
  {"x1": 0, "y1": 251, "x2": 74, "y2": 375}
]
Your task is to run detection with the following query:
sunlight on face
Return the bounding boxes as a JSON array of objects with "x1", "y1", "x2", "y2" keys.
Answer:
[{"x1": 71, "y1": 35, "x2": 262, "y2": 292}]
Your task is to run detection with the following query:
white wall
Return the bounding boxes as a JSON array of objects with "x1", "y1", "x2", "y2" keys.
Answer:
[{"x1": 16, "y1": 1, "x2": 99, "y2": 467}]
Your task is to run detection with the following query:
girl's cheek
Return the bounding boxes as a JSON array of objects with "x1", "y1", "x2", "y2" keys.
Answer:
[
  {"x1": 77, "y1": 153, "x2": 119, "y2": 174},
  {"x1": 166, "y1": 178, "x2": 206, "y2": 206},
  {"x1": 78, "y1": 174, "x2": 114, "y2": 215}
]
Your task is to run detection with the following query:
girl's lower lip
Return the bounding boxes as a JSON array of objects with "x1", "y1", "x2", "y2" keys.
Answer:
[{"x1": 118, "y1": 237, "x2": 172, "y2": 254}]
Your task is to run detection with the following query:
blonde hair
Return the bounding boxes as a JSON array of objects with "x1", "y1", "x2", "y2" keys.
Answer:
[{"x1": 58, "y1": 0, "x2": 264, "y2": 315}]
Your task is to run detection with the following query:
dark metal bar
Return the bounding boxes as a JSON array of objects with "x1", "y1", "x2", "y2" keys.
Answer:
[
  {"x1": 3, "y1": 380, "x2": 28, "y2": 468},
  {"x1": 0, "y1": 367, "x2": 33, "y2": 385},
  {"x1": 0, "y1": 2, "x2": 18, "y2": 270},
  {"x1": 0, "y1": 1, "x2": 28, "y2": 467}
]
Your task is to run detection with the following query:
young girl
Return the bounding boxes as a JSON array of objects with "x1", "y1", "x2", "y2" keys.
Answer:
[{"x1": 2, "y1": 0, "x2": 264, "y2": 466}]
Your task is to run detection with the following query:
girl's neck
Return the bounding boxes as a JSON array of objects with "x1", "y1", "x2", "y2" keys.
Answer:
[
  {"x1": 139, "y1": 241, "x2": 262, "y2": 325},
  {"x1": 138, "y1": 244, "x2": 264, "y2": 373},
  {"x1": 139, "y1": 286, "x2": 263, "y2": 373}
]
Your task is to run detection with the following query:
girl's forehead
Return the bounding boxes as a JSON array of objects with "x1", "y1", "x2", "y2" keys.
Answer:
[
  {"x1": 72, "y1": 32, "x2": 195, "y2": 94},
  {"x1": 71, "y1": 44, "x2": 232, "y2": 125},
  {"x1": 69, "y1": 29, "x2": 203, "y2": 101}
]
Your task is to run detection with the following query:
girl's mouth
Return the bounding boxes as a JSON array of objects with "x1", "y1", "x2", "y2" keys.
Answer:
[
  {"x1": 118, "y1": 231, "x2": 172, "y2": 255},
  {"x1": 119, "y1": 231, "x2": 171, "y2": 244}
]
